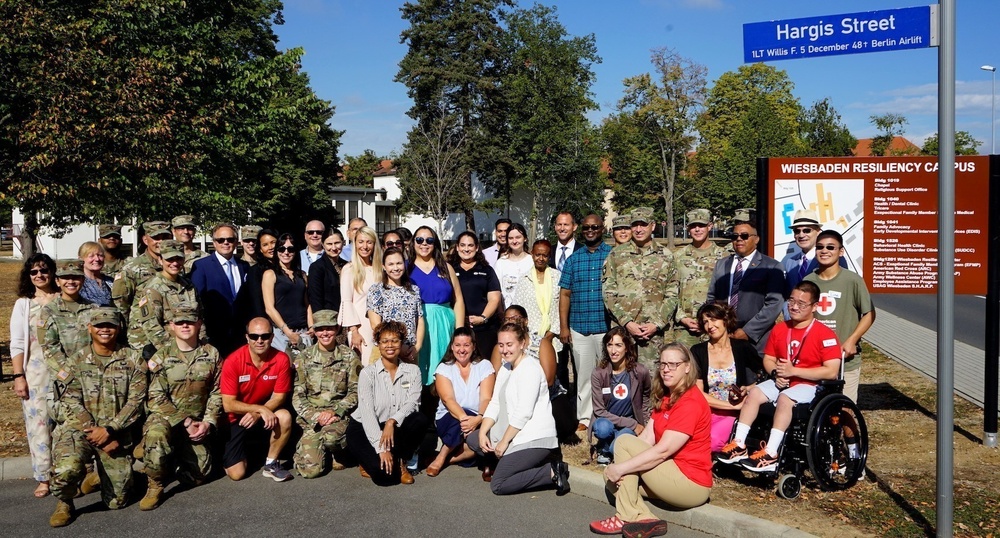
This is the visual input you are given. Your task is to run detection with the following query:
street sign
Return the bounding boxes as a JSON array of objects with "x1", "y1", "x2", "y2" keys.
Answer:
[{"x1": 743, "y1": 5, "x2": 937, "y2": 63}]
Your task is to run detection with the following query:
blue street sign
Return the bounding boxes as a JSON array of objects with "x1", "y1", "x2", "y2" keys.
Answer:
[{"x1": 743, "y1": 5, "x2": 935, "y2": 63}]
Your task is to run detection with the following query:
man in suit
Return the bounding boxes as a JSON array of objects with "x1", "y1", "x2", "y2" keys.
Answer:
[
  {"x1": 190, "y1": 223, "x2": 249, "y2": 357},
  {"x1": 707, "y1": 220, "x2": 786, "y2": 355},
  {"x1": 549, "y1": 211, "x2": 584, "y2": 271}
]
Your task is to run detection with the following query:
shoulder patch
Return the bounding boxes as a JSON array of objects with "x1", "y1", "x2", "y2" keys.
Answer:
[
  {"x1": 138, "y1": 296, "x2": 148, "y2": 308},
  {"x1": 114, "y1": 272, "x2": 123, "y2": 281},
  {"x1": 147, "y1": 359, "x2": 162, "y2": 372},
  {"x1": 822, "y1": 338, "x2": 838, "y2": 348},
  {"x1": 57, "y1": 369, "x2": 69, "y2": 381}
]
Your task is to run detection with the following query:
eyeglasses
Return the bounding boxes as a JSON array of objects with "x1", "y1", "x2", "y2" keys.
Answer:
[
  {"x1": 658, "y1": 361, "x2": 686, "y2": 371},
  {"x1": 414, "y1": 237, "x2": 437, "y2": 245},
  {"x1": 247, "y1": 333, "x2": 273, "y2": 341},
  {"x1": 503, "y1": 315, "x2": 524, "y2": 322},
  {"x1": 729, "y1": 232, "x2": 757, "y2": 241},
  {"x1": 792, "y1": 227, "x2": 816, "y2": 235},
  {"x1": 276, "y1": 246, "x2": 295, "y2": 253},
  {"x1": 384, "y1": 240, "x2": 404, "y2": 248},
  {"x1": 214, "y1": 237, "x2": 237, "y2": 244},
  {"x1": 581, "y1": 225, "x2": 602, "y2": 231},
  {"x1": 29, "y1": 268, "x2": 50, "y2": 276},
  {"x1": 786, "y1": 299, "x2": 815, "y2": 309},
  {"x1": 816, "y1": 244, "x2": 840, "y2": 251},
  {"x1": 242, "y1": 239, "x2": 257, "y2": 244},
  {"x1": 305, "y1": 229, "x2": 324, "y2": 235}
]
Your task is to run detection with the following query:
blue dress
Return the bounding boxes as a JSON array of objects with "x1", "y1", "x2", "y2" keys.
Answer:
[{"x1": 409, "y1": 263, "x2": 456, "y2": 385}]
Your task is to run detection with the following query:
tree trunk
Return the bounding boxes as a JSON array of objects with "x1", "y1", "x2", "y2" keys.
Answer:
[
  {"x1": 20, "y1": 210, "x2": 39, "y2": 259},
  {"x1": 464, "y1": 172, "x2": 476, "y2": 232},
  {"x1": 658, "y1": 140, "x2": 675, "y2": 249},
  {"x1": 529, "y1": 187, "x2": 539, "y2": 245}
]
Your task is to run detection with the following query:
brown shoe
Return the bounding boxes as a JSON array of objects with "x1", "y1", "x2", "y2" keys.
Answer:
[
  {"x1": 400, "y1": 465, "x2": 415, "y2": 485},
  {"x1": 331, "y1": 458, "x2": 345, "y2": 471},
  {"x1": 79, "y1": 471, "x2": 101, "y2": 495},
  {"x1": 577, "y1": 423, "x2": 588, "y2": 432},
  {"x1": 359, "y1": 466, "x2": 371, "y2": 479},
  {"x1": 49, "y1": 500, "x2": 74, "y2": 528},
  {"x1": 481, "y1": 466, "x2": 493, "y2": 482},
  {"x1": 139, "y1": 478, "x2": 164, "y2": 511}
]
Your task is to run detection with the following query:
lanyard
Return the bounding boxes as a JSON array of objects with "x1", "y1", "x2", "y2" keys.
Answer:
[{"x1": 785, "y1": 319, "x2": 815, "y2": 366}]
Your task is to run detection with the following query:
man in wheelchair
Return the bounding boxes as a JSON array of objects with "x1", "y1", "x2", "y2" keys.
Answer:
[{"x1": 716, "y1": 281, "x2": 841, "y2": 472}]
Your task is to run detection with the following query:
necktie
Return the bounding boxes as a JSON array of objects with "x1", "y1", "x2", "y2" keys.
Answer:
[
  {"x1": 730, "y1": 257, "x2": 745, "y2": 310},
  {"x1": 226, "y1": 260, "x2": 237, "y2": 297},
  {"x1": 558, "y1": 246, "x2": 568, "y2": 271},
  {"x1": 798, "y1": 256, "x2": 809, "y2": 279}
]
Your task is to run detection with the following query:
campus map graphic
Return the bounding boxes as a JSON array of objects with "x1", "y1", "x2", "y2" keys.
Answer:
[{"x1": 772, "y1": 178, "x2": 865, "y2": 277}]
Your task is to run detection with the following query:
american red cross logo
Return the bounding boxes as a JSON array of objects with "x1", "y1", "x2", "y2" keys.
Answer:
[
  {"x1": 613, "y1": 383, "x2": 628, "y2": 400},
  {"x1": 816, "y1": 293, "x2": 836, "y2": 316}
]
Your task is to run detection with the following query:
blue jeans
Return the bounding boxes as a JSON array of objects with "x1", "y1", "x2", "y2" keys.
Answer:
[{"x1": 593, "y1": 417, "x2": 635, "y2": 458}]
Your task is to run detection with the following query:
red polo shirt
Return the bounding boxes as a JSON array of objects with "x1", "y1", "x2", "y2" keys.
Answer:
[{"x1": 220, "y1": 345, "x2": 292, "y2": 424}]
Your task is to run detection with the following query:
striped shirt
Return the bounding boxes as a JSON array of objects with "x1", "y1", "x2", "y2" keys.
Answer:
[
  {"x1": 351, "y1": 359, "x2": 422, "y2": 453},
  {"x1": 558, "y1": 242, "x2": 612, "y2": 335}
]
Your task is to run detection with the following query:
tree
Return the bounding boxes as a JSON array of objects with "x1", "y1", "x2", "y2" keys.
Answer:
[
  {"x1": 869, "y1": 113, "x2": 912, "y2": 156},
  {"x1": 920, "y1": 131, "x2": 982, "y2": 156},
  {"x1": 601, "y1": 112, "x2": 661, "y2": 214},
  {"x1": 341, "y1": 150, "x2": 383, "y2": 187},
  {"x1": 481, "y1": 4, "x2": 604, "y2": 242},
  {"x1": 800, "y1": 98, "x2": 857, "y2": 157},
  {"x1": 613, "y1": 48, "x2": 706, "y2": 248},
  {"x1": 0, "y1": 0, "x2": 340, "y2": 256},
  {"x1": 396, "y1": 0, "x2": 513, "y2": 232}
]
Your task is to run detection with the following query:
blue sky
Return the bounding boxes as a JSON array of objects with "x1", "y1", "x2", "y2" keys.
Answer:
[{"x1": 275, "y1": 0, "x2": 1000, "y2": 158}]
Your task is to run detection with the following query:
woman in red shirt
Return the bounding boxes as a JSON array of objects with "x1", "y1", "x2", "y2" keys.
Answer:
[{"x1": 589, "y1": 342, "x2": 712, "y2": 538}]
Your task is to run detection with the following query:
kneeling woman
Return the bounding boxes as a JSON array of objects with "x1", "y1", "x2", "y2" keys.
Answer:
[
  {"x1": 469, "y1": 322, "x2": 570, "y2": 496},
  {"x1": 590, "y1": 343, "x2": 712, "y2": 538},
  {"x1": 347, "y1": 321, "x2": 429, "y2": 486}
]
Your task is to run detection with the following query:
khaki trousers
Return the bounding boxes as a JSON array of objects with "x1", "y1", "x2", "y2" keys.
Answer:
[{"x1": 611, "y1": 435, "x2": 710, "y2": 521}]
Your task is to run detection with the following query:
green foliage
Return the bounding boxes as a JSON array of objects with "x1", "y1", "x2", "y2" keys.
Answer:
[
  {"x1": 341, "y1": 149, "x2": 383, "y2": 187},
  {"x1": 0, "y1": 0, "x2": 340, "y2": 242},
  {"x1": 601, "y1": 112, "x2": 661, "y2": 213},
  {"x1": 920, "y1": 131, "x2": 982, "y2": 156},
  {"x1": 800, "y1": 98, "x2": 857, "y2": 157},
  {"x1": 869, "y1": 113, "x2": 910, "y2": 156}
]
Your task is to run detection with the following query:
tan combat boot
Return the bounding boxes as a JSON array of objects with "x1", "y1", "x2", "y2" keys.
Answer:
[
  {"x1": 139, "y1": 478, "x2": 164, "y2": 511},
  {"x1": 49, "y1": 500, "x2": 74, "y2": 527},
  {"x1": 79, "y1": 471, "x2": 100, "y2": 495}
]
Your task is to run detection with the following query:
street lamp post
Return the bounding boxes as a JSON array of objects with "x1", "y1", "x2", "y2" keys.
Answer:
[{"x1": 982, "y1": 65, "x2": 996, "y2": 154}]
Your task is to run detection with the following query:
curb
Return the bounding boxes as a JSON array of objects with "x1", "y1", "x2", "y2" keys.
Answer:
[
  {"x1": 1, "y1": 456, "x2": 33, "y2": 481},
  {"x1": 567, "y1": 463, "x2": 817, "y2": 538}
]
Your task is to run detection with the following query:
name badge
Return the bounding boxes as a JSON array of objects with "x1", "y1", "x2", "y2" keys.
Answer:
[
  {"x1": 601, "y1": 387, "x2": 612, "y2": 394},
  {"x1": 238, "y1": 374, "x2": 251, "y2": 383},
  {"x1": 828, "y1": 291, "x2": 842, "y2": 299},
  {"x1": 822, "y1": 338, "x2": 838, "y2": 348},
  {"x1": 401, "y1": 381, "x2": 411, "y2": 389}
]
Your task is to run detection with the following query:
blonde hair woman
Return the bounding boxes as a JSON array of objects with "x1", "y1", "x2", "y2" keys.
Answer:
[
  {"x1": 340, "y1": 226, "x2": 383, "y2": 364},
  {"x1": 78, "y1": 241, "x2": 113, "y2": 306}
]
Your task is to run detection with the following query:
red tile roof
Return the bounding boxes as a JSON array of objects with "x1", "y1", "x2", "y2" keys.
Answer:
[{"x1": 853, "y1": 136, "x2": 920, "y2": 157}]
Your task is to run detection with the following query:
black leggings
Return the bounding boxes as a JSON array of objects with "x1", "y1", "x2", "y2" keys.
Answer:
[{"x1": 346, "y1": 413, "x2": 429, "y2": 486}]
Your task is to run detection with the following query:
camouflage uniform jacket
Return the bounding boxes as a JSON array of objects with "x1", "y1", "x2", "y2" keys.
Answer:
[
  {"x1": 103, "y1": 255, "x2": 129, "y2": 277},
  {"x1": 39, "y1": 297, "x2": 96, "y2": 375},
  {"x1": 127, "y1": 273, "x2": 203, "y2": 350},
  {"x1": 184, "y1": 249, "x2": 210, "y2": 274},
  {"x1": 147, "y1": 340, "x2": 222, "y2": 428},
  {"x1": 602, "y1": 241, "x2": 679, "y2": 332},
  {"x1": 673, "y1": 242, "x2": 729, "y2": 323},
  {"x1": 292, "y1": 344, "x2": 361, "y2": 427},
  {"x1": 111, "y1": 252, "x2": 162, "y2": 324},
  {"x1": 61, "y1": 344, "x2": 148, "y2": 447}
]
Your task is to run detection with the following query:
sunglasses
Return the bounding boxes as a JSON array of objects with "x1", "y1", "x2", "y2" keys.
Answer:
[
  {"x1": 581, "y1": 225, "x2": 602, "y2": 231},
  {"x1": 276, "y1": 246, "x2": 295, "y2": 253},
  {"x1": 816, "y1": 244, "x2": 840, "y2": 251},
  {"x1": 247, "y1": 333, "x2": 273, "y2": 341},
  {"x1": 242, "y1": 239, "x2": 257, "y2": 244},
  {"x1": 214, "y1": 237, "x2": 237, "y2": 244},
  {"x1": 414, "y1": 237, "x2": 437, "y2": 245},
  {"x1": 103, "y1": 234, "x2": 122, "y2": 240},
  {"x1": 792, "y1": 227, "x2": 816, "y2": 235},
  {"x1": 30, "y1": 268, "x2": 50, "y2": 276},
  {"x1": 305, "y1": 230, "x2": 324, "y2": 235},
  {"x1": 729, "y1": 232, "x2": 756, "y2": 241},
  {"x1": 384, "y1": 240, "x2": 404, "y2": 248}
]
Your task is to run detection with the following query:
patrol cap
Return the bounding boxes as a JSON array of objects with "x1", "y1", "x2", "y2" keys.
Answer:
[
  {"x1": 790, "y1": 209, "x2": 821, "y2": 228},
  {"x1": 143, "y1": 221, "x2": 172, "y2": 238},
  {"x1": 159, "y1": 240, "x2": 185, "y2": 260},
  {"x1": 171, "y1": 215, "x2": 197, "y2": 229},
  {"x1": 312, "y1": 309, "x2": 339, "y2": 329},
  {"x1": 89, "y1": 307, "x2": 122, "y2": 327},
  {"x1": 686, "y1": 209, "x2": 711, "y2": 226},
  {"x1": 241, "y1": 225, "x2": 262, "y2": 241},
  {"x1": 630, "y1": 207, "x2": 654, "y2": 225},
  {"x1": 612, "y1": 215, "x2": 630, "y2": 229},
  {"x1": 56, "y1": 259, "x2": 85, "y2": 277},
  {"x1": 732, "y1": 209, "x2": 756, "y2": 224},
  {"x1": 169, "y1": 303, "x2": 200, "y2": 323},
  {"x1": 98, "y1": 224, "x2": 122, "y2": 238}
]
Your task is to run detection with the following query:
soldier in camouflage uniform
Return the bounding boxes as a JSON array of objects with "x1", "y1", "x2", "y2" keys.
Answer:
[
  {"x1": 39, "y1": 260, "x2": 96, "y2": 378},
  {"x1": 292, "y1": 310, "x2": 361, "y2": 478},
  {"x1": 241, "y1": 225, "x2": 262, "y2": 266},
  {"x1": 112, "y1": 220, "x2": 172, "y2": 325},
  {"x1": 98, "y1": 224, "x2": 129, "y2": 277},
  {"x1": 171, "y1": 215, "x2": 210, "y2": 274},
  {"x1": 672, "y1": 209, "x2": 728, "y2": 347},
  {"x1": 48, "y1": 307, "x2": 147, "y2": 527},
  {"x1": 128, "y1": 240, "x2": 204, "y2": 352},
  {"x1": 611, "y1": 214, "x2": 632, "y2": 246},
  {"x1": 139, "y1": 304, "x2": 221, "y2": 510},
  {"x1": 602, "y1": 208, "x2": 680, "y2": 370}
]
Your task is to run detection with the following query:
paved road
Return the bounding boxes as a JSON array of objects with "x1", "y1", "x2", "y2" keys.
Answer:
[
  {"x1": 3, "y1": 466, "x2": 715, "y2": 538},
  {"x1": 873, "y1": 293, "x2": 986, "y2": 349}
]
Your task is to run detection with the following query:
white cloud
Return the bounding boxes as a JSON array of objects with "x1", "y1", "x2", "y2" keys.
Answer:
[{"x1": 847, "y1": 79, "x2": 996, "y2": 117}]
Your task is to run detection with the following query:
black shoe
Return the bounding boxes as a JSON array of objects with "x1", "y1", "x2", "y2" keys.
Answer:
[
  {"x1": 622, "y1": 518, "x2": 668, "y2": 538},
  {"x1": 551, "y1": 461, "x2": 570, "y2": 496}
]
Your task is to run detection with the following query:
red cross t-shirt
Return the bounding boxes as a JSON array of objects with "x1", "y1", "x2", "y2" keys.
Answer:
[
  {"x1": 220, "y1": 345, "x2": 292, "y2": 424},
  {"x1": 650, "y1": 387, "x2": 712, "y2": 488},
  {"x1": 764, "y1": 320, "x2": 841, "y2": 387}
]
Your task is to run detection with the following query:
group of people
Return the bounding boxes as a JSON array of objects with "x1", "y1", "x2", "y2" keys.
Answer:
[{"x1": 9, "y1": 206, "x2": 874, "y2": 537}]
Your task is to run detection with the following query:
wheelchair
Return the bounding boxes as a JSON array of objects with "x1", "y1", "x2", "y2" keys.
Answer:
[{"x1": 716, "y1": 375, "x2": 869, "y2": 500}]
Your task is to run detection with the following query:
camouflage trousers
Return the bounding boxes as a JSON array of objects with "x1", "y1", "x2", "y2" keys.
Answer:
[
  {"x1": 142, "y1": 414, "x2": 211, "y2": 484},
  {"x1": 293, "y1": 417, "x2": 349, "y2": 479},
  {"x1": 50, "y1": 426, "x2": 134, "y2": 508},
  {"x1": 671, "y1": 327, "x2": 707, "y2": 348},
  {"x1": 635, "y1": 332, "x2": 666, "y2": 373}
]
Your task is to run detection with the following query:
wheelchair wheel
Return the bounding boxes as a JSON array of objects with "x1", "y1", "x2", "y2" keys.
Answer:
[
  {"x1": 806, "y1": 394, "x2": 868, "y2": 491},
  {"x1": 776, "y1": 474, "x2": 801, "y2": 500}
]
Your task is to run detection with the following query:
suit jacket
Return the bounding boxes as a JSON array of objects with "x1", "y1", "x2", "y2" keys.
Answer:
[
  {"x1": 548, "y1": 240, "x2": 584, "y2": 270},
  {"x1": 190, "y1": 254, "x2": 249, "y2": 356},
  {"x1": 706, "y1": 251, "x2": 786, "y2": 354},
  {"x1": 781, "y1": 250, "x2": 849, "y2": 293}
]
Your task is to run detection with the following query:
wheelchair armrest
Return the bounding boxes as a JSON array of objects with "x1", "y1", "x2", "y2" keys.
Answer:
[{"x1": 816, "y1": 379, "x2": 845, "y2": 397}]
